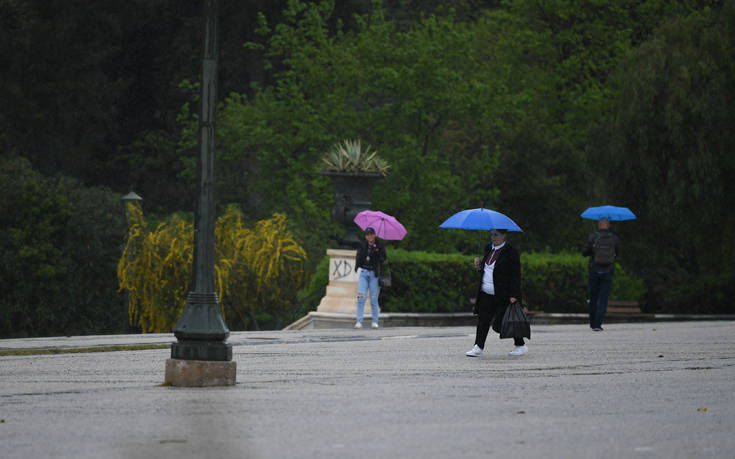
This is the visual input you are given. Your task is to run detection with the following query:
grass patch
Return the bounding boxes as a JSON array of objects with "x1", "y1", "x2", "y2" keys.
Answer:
[{"x1": 0, "y1": 344, "x2": 170, "y2": 356}]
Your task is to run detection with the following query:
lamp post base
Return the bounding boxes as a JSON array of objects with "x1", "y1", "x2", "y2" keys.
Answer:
[
  {"x1": 164, "y1": 358, "x2": 236, "y2": 387},
  {"x1": 171, "y1": 340, "x2": 232, "y2": 361}
]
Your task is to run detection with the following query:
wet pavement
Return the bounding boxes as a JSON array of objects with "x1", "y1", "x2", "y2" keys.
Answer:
[{"x1": 1, "y1": 321, "x2": 734, "y2": 458}]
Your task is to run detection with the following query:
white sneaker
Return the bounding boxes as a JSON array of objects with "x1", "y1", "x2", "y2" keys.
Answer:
[
  {"x1": 354, "y1": 322, "x2": 362, "y2": 329},
  {"x1": 509, "y1": 344, "x2": 528, "y2": 356},
  {"x1": 466, "y1": 345, "x2": 483, "y2": 357},
  {"x1": 371, "y1": 322, "x2": 379, "y2": 329}
]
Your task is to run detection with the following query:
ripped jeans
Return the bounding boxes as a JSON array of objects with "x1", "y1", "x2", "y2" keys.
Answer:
[{"x1": 356, "y1": 268, "x2": 380, "y2": 324}]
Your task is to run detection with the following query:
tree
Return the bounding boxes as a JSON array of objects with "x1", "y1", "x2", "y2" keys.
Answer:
[
  {"x1": 592, "y1": 2, "x2": 735, "y2": 309},
  {"x1": 0, "y1": 157, "x2": 69, "y2": 337},
  {"x1": 0, "y1": 156, "x2": 127, "y2": 337},
  {"x1": 180, "y1": 1, "x2": 500, "y2": 256}
]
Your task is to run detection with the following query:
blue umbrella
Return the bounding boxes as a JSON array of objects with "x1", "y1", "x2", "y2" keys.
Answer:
[
  {"x1": 439, "y1": 208, "x2": 523, "y2": 232},
  {"x1": 581, "y1": 205, "x2": 636, "y2": 221}
]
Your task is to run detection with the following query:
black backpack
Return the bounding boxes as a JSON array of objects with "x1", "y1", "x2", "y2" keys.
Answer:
[{"x1": 592, "y1": 232, "x2": 616, "y2": 265}]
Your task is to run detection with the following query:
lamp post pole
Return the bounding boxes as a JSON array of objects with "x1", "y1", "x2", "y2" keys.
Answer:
[
  {"x1": 121, "y1": 191, "x2": 143, "y2": 334},
  {"x1": 167, "y1": 0, "x2": 234, "y2": 373}
]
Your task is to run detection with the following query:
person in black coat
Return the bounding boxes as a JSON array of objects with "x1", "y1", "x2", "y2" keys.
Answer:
[{"x1": 466, "y1": 229, "x2": 527, "y2": 357}]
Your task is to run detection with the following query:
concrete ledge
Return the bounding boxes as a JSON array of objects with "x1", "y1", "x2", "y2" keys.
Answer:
[
  {"x1": 529, "y1": 312, "x2": 657, "y2": 325},
  {"x1": 164, "y1": 358, "x2": 236, "y2": 387},
  {"x1": 649, "y1": 313, "x2": 735, "y2": 322},
  {"x1": 284, "y1": 311, "x2": 477, "y2": 329},
  {"x1": 530, "y1": 312, "x2": 735, "y2": 324},
  {"x1": 285, "y1": 311, "x2": 735, "y2": 329},
  {"x1": 380, "y1": 312, "x2": 476, "y2": 327}
]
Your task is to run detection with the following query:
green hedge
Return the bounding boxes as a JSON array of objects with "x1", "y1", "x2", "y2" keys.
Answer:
[
  {"x1": 651, "y1": 273, "x2": 735, "y2": 314},
  {"x1": 381, "y1": 250, "x2": 477, "y2": 313},
  {"x1": 521, "y1": 252, "x2": 646, "y2": 312},
  {"x1": 301, "y1": 249, "x2": 646, "y2": 314}
]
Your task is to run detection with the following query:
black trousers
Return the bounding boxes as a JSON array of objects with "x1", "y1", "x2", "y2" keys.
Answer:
[{"x1": 475, "y1": 291, "x2": 524, "y2": 348}]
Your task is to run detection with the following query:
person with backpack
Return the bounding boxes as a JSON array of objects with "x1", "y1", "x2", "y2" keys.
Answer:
[{"x1": 582, "y1": 218, "x2": 620, "y2": 331}]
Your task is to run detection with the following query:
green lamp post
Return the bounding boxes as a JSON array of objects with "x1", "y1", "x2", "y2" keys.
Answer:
[{"x1": 168, "y1": 0, "x2": 233, "y2": 366}]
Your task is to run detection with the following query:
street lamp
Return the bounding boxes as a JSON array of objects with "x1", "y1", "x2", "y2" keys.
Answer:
[
  {"x1": 164, "y1": 0, "x2": 235, "y2": 386},
  {"x1": 121, "y1": 191, "x2": 143, "y2": 216},
  {"x1": 121, "y1": 191, "x2": 142, "y2": 333},
  {"x1": 121, "y1": 191, "x2": 143, "y2": 204}
]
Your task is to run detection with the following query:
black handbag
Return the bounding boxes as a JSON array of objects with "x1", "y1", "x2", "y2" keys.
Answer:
[{"x1": 500, "y1": 302, "x2": 531, "y2": 340}]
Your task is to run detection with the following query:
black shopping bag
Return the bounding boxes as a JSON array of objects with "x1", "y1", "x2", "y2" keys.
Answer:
[{"x1": 500, "y1": 302, "x2": 531, "y2": 340}]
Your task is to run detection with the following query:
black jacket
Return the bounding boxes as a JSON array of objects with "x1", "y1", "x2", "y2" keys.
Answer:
[
  {"x1": 355, "y1": 239, "x2": 386, "y2": 277},
  {"x1": 337, "y1": 236, "x2": 387, "y2": 277},
  {"x1": 474, "y1": 242, "x2": 522, "y2": 307}
]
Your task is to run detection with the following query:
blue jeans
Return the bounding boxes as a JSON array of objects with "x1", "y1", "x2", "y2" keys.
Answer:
[
  {"x1": 588, "y1": 271, "x2": 613, "y2": 329},
  {"x1": 357, "y1": 269, "x2": 380, "y2": 324}
]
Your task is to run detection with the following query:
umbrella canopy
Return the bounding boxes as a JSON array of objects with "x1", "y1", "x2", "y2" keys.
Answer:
[
  {"x1": 353, "y1": 210, "x2": 407, "y2": 240},
  {"x1": 439, "y1": 208, "x2": 523, "y2": 232},
  {"x1": 581, "y1": 205, "x2": 636, "y2": 221}
]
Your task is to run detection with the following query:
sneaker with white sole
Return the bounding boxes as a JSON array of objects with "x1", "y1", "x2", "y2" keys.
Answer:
[
  {"x1": 354, "y1": 322, "x2": 362, "y2": 329},
  {"x1": 371, "y1": 322, "x2": 379, "y2": 329},
  {"x1": 509, "y1": 344, "x2": 528, "y2": 356},
  {"x1": 465, "y1": 345, "x2": 483, "y2": 357}
]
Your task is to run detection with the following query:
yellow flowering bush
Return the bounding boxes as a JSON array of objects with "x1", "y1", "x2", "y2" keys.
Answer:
[{"x1": 118, "y1": 204, "x2": 307, "y2": 332}]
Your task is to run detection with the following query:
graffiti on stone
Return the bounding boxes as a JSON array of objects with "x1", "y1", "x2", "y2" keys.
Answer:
[{"x1": 331, "y1": 259, "x2": 354, "y2": 281}]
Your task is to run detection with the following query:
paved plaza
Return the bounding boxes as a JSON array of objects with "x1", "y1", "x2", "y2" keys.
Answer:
[{"x1": 1, "y1": 321, "x2": 734, "y2": 458}]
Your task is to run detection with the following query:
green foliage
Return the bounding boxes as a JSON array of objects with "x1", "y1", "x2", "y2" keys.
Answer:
[
  {"x1": 0, "y1": 157, "x2": 70, "y2": 336},
  {"x1": 57, "y1": 177, "x2": 131, "y2": 335},
  {"x1": 522, "y1": 252, "x2": 646, "y2": 312},
  {"x1": 655, "y1": 273, "x2": 735, "y2": 314},
  {"x1": 0, "y1": 156, "x2": 128, "y2": 338},
  {"x1": 216, "y1": 208, "x2": 309, "y2": 330},
  {"x1": 181, "y1": 1, "x2": 494, "y2": 256},
  {"x1": 592, "y1": 2, "x2": 735, "y2": 308},
  {"x1": 303, "y1": 248, "x2": 646, "y2": 314},
  {"x1": 296, "y1": 253, "x2": 331, "y2": 312},
  {"x1": 191, "y1": 0, "x2": 705, "y2": 261},
  {"x1": 118, "y1": 205, "x2": 308, "y2": 332},
  {"x1": 322, "y1": 139, "x2": 390, "y2": 175},
  {"x1": 381, "y1": 249, "x2": 478, "y2": 313},
  {"x1": 521, "y1": 252, "x2": 587, "y2": 313},
  {"x1": 3, "y1": 0, "x2": 728, "y2": 327}
]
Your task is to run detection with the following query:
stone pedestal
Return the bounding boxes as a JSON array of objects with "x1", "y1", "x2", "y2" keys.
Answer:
[
  {"x1": 316, "y1": 249, "x2": 376, "y2": 317},
  {"x1": 164, "y1": 358, "x2": 236, "y2": 387}
]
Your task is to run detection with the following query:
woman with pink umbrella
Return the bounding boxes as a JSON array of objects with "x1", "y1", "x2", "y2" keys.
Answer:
[{"x1": 334, "y1": 210, "x2": 406, "y2": 328}]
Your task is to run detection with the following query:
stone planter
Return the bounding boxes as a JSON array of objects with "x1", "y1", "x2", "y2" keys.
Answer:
[{"x1": 323, "y1": 171, "x2": 383, "y2": 246}]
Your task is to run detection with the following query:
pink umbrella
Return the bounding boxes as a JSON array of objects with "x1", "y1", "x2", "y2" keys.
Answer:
[{"x1": 353, "y1": 210, "x2": 407, "y2": 241}]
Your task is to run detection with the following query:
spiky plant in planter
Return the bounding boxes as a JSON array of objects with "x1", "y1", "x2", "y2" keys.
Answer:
[
  {"x1": 322, "y1": 139, "x2": 389, "y2": 176},
  {"x1": 322, "y1": 139, "x2": 390, "y2": 246}
]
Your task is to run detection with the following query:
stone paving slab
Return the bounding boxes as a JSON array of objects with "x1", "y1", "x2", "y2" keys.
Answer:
[{"x1": 1, "y1": 321, "x2": 734, "y2": 459}]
